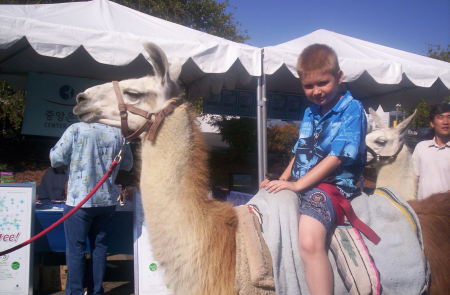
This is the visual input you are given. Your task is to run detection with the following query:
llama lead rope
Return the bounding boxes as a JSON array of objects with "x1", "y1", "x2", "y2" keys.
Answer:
[{"x1": 0, "y1": 139, "x2": 130, "y2": 257}]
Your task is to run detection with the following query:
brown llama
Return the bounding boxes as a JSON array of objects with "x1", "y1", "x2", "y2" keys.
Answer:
[
  {"x1": 408, "y1": 192, "x2": 450, "y2": 295},
  {"x1": 73, "y1": 43, "x2": 275, "y2": 295}
]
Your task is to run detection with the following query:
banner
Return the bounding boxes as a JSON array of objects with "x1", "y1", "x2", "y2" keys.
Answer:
[
  {"x1": 22, "y1": 73, "x2": 101, "y2": 137},
  {"x1": 0, "y1": 183, "x2": 35, "y2": 295}
]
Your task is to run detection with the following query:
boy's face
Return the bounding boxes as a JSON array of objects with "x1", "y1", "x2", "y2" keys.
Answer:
[
  {"x1": 301, "y1": 70, "x2": 343, "y2": 113},
  {"x1": 430, "y1": 111, "x2": 450, "y2": 138}
]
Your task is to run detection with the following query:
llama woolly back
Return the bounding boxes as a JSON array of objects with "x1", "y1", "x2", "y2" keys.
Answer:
[{"x1": 141, "y1": 102, "x2": 239, "y2": 294}]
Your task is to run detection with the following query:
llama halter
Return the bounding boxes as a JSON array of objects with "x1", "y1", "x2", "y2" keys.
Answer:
[
  {"x1": 113, "y1": 81, "x2": 178, "y2": 141},
  {"x1": 366, "y1": 143, "x2": 404, "y2": 166}
]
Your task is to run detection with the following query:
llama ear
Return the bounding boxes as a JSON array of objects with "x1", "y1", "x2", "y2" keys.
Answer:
[
  {"x1": 368, "y1": 107, "x2": 386, "y2": 129},
  {"x1": 395, "y1": 109, "x2": 416, "y2": 135},
  {"x1": 143, "y1": 42, "x2": 170, "y2": 83},
  {"x1": 169, "y1": 58, "x2": 182, "y2": 82}
]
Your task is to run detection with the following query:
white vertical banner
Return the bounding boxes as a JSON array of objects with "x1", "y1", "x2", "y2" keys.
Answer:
[
  {"x1": 0, "y1": 183, "x2": 35, "y2": 295},
  {"x1": 133, "y1": 192, "x2": 172, "y2": 295}
]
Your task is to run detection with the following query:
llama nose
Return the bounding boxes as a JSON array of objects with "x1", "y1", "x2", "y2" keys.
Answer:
[{"x1": 76, "y1": 93, "x2": 87, "y2": 104}]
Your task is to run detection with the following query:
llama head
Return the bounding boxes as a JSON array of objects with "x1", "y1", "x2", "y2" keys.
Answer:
[
  {"x1": 73, "y1": 43, "x2": 181, "y2": 131},
  {"x1": 365, "y1": 110, "x2": 416, "y2": 164}
]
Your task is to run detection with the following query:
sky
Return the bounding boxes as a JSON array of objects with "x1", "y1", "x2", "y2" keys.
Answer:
[{"x1": 223, "y1": 0, "x2": 449, "y2": 56}]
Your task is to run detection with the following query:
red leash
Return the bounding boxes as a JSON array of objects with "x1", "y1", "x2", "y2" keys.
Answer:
[{"x1": 0, "y1": 142, "x2": 127, "y2": 257}]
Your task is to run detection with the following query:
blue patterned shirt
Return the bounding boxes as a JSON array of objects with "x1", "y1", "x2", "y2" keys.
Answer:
[
  {"x1": 291, "y1": 91, "x2": 367, "y2": 198},
  {"x1": 50, "y1": 122, "x2": 133, "y2": 207}
]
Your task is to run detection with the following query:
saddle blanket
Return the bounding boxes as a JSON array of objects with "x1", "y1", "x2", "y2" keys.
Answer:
[{"x1": 246, "y1": 187, "x2": 428, "y2": 295}]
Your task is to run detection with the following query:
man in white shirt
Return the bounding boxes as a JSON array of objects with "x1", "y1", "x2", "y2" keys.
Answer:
[{"x1": 412, "y1": 103, "x2": 450, "y2": 199}]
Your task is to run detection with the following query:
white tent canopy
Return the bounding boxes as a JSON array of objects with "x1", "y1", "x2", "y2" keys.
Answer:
[
  {"x1": 263, "y1": 29, "x2": 450, "y2": 110},
  {"x1": 0, "y1": 0, "x2": 261, "y2": 96},
  {"x1": 1, "y1": 2, "x2": 450, "y2": 182}
]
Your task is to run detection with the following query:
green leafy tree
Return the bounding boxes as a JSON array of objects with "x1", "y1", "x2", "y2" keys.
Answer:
[
  {"x1": 427, "y1": 44, "x2": 450, "y2": 103},
  {"x1": 120, "y1": 0, "x2": 248, "y2": 42},
  {"x1": 214, "y1": 117, "x2": 257, "y2": 158},
  {"x1": 267, "y1": 124, "x2": 298, "y2": 160},
  {"x1": 407, "y1": 44, "x2": 450, "y2": 129},
  {"x1": 427, "y1": 44, "x2": 450, "y2": 62},
  {"x1": 410, "y1": 99, "x2": 430, "y2": 129},
  {"x1": 0, "y1": 81, "x2": 25, "y2": 136}
]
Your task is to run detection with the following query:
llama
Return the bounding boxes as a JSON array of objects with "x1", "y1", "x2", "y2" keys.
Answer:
[
  {"x1": 138, "y1": 102, "x2": 238, "y2": 294},
  {"x1": 74, "y1": 43, "x2": 274, "y2": 295},
  {"x1": 366, "y1": 114, "x2": 450, "y2": 294},
  {"x1": 408, "y1": 193, "x2": 450, "y2": 295},
  {"x1": 365, "y1": 109, "x2": 417, "y2": 201},
  {"x1": 74, "y1": 43, "x2": 429, "y2": 294}
]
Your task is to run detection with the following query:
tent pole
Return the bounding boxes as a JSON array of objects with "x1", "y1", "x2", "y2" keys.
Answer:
[
  {"x1": 257, "y1": 76, "x2": 263, "y2": 183},
  {"x1": 262, "y1": 61, "x2": 268, "y2": 180},
  {"x1": 257, "y1": 49, "x2": 268, "y2": 184}
]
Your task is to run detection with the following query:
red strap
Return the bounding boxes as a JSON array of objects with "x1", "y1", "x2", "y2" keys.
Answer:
[
  {"x1": 0, "y1": 160, "x2": 120, "y2": 257},
  {"x1": 317, "y1": 183, "x2": 381, "y2": 245}
]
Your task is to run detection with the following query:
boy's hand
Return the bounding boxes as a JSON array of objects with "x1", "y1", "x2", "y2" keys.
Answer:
[
  {"x1": 262, "y1": 180, "x2": 297, "y2": 193},
  {"x1": 259, "y1": 178, "x2": 271, "y2": 188}
]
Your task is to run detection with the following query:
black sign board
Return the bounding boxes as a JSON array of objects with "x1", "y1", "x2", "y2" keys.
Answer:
[{"x1": 203, "y1": 90, "x2": 305, "y2": 120}]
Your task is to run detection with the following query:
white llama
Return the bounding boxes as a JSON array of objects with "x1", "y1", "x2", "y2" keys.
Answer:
[{"x1": 365, "y1": 109, "x2": 418, "y2": 200}]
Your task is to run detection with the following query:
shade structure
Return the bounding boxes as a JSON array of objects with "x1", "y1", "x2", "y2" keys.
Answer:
[
  {"x1": 263, "y1": 29, "x2": 450, "y2": 110},
  {"x1": 1, "y1": 1, "x2": 450, "y2": 183},
  {"x1": 0, "y1": 0, "x2": 261, "y2": 96}
]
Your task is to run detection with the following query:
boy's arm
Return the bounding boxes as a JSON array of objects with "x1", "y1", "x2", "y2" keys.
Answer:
[
  {"x1": 260, "y1": 156, "x2": 294, "y2": 188},
  {"x1": 264, "y1": 155, "x2": 341, "y2": 193},
  {"x1": 279, "y1": 157, "x2": 294, "y2": 181}
]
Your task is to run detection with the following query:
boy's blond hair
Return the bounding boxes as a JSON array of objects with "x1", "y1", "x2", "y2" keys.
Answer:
[{"x1": 296, "y1": 44, "x2": 341, "y2": 79}]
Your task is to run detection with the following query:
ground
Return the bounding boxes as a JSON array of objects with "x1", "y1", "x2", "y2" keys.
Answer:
[{"x1": 35, "y1": 254, "x2": 134, "y2": 295}]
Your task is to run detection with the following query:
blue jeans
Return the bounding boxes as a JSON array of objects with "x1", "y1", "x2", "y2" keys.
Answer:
[{"x1": 63, "y1": 205, "x2": 115, "y2": 295}]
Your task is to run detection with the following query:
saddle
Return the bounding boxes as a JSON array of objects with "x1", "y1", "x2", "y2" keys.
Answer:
[{"x1": 245, "y1": 188, "x2": 429, "y2": 295}]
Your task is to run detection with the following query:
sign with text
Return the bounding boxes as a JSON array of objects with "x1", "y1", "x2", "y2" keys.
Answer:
[
  {"x1": 22, "y1": 73, "x2": 102, "y2": 137},
  {"x1": 133, "y1": 192, "x2": 171, "y2": 295},
  {"x1": 0, "y1": 183, "x2": 35, "y2": 295},
  {"x1": 203, "y1": 89, "x2": 305, "y2": 120}
]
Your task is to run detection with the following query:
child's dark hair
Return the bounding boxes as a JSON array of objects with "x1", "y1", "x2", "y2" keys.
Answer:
[
  {"x1": 296, "y1": 44, "x2": 341, "y2": 80},
  {"x1": 429, "y1": 103, "x2": 450, "y2": 121}
]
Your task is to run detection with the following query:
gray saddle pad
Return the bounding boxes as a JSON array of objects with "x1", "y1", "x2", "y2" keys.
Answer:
[{"x1": 247, "y1": 187, "x2": 428, "y2": 295}]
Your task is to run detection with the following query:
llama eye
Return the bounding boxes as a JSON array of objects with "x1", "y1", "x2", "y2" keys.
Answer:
[
  {"x1": 124, "y1": 90, "x2": 145, "y2": 101},
  {"x1": 375, "y1": 137, "x2": 387, "y2": 145}
]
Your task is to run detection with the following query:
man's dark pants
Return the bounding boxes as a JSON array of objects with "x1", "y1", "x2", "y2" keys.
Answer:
[{"x1": 63, "y1": 205, "x2": 115, "y2": 295}]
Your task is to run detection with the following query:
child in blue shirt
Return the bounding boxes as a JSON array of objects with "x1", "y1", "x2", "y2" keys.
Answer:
[{"x1": 261, "y1": 44, "x2": 367, "y2": 294}]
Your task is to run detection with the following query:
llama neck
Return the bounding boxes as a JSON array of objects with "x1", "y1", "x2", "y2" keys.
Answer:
[
  {"x1": 375, "y1": 145, "x2": 417, "y2": 200},
  {"x1": 139, "y1": 104, "x2": 210, "y2": 212}
]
